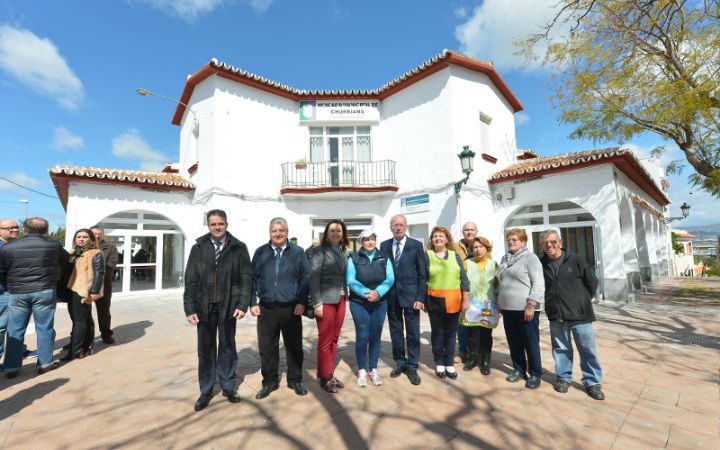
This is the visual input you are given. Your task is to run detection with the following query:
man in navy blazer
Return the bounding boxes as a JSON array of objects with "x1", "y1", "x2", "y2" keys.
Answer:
[{"x1": 380, "y1": 214, "x2": 428, "y2": 385}]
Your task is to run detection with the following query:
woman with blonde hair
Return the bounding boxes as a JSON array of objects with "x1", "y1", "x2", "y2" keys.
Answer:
[
  {"x1": 62, "y1": 228, "x2": 105, "y2": 361},
  {"x1": 426, "y1": 226, "x2": 469, "y2": 380},
  {"x1": 461, "y1": 236, "x2": 499, "y2": 375}
]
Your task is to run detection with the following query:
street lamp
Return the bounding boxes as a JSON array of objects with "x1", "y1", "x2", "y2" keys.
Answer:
[
  {"x1": 136, "y1": 88, "x2": 199, "y2": 136},
  {"x1": 664, "y1": 202, "x2": 691, "y2": 224},
  {"x1": 18, "y1": 199, "x2": 28, "y2": 221},
  {"x1": 454, "y1": 145, "x2": 476, "y2": 194}
]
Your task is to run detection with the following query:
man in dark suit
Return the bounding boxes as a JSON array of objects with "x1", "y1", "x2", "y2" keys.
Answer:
[
  {"x1": 380, "y1": 214, "x2": 428, "y2": 385},
  {"x1": 184, "y1": 209, "x2": 252, "y2": 411}
]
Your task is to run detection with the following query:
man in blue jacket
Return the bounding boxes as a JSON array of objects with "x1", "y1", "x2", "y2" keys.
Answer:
[
  {"x1": 540, "y1": 229, "x2": 605, "y2": 401},
  {"x1": 250, "y1": 217, "x2": 310, "y2": 399},
  {"x1": 380, "y1": 214, "x2": 428, "y2": 385}
]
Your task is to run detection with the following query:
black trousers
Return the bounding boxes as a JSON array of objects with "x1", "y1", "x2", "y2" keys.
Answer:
[
  {"x1": 502, "y1": 310, "x2": 542, "y2": 377},
  {"x1": 69, "y1": 293, "x2": 95, "y2": 356},
  {"x1": 466, "y1": 326, "x2": 493, "y2": 358},
  {"x1": 257, "y1": 303, "x2": 303, "y2": 387},
  {"x1": 197, "y1": 303, "x2": 237, "y2": 394},
  {"x1": 427, "y1": 311, "x2": 460, "y2": 366},
  {"x1": 94, "y1": 273, "x2": 113, "y2": 338},
  {"x1": 387, "y1": 301, "x2": 421, "y2": 370}
]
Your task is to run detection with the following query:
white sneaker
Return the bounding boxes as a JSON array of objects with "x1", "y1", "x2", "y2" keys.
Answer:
[
  {"x1": 357, "y1": 370, "x2": 368, "y2": 388},
  {"x1": 369, "y1": 369, "x2": 383, "y2": 386}
]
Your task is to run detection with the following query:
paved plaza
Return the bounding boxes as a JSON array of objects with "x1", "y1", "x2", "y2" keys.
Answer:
[{"x1": 0, "y1": 277, "x2": 718, "y2": 449}]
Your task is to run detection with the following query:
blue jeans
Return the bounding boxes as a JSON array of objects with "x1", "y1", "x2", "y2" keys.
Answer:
[
  {"x1": 549, "y1": 321, "x2": 602, "y2": 386},
  {"x1": 349, "y1": 300, "x2": 388, "y2": 371},
  {"x1": 0, "y1": 291, "x2": 8, "y2": 365},
  {"x1": 5, "y1": 288, "x2": 57, "y2": 370}
]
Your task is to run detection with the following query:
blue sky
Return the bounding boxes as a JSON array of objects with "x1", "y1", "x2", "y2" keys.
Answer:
[{"x1": 0, "y1": 0, "x2": 713, "y2": 229}]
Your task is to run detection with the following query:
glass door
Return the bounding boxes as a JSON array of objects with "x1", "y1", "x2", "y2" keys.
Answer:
[{"x1": 130, "y1": 236, "x2": 157, "y2": 292}]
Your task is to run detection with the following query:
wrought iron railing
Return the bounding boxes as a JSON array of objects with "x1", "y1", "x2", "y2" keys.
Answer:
[{"x1": 281, "y1": 160, "x2": 397, "y2": 190}]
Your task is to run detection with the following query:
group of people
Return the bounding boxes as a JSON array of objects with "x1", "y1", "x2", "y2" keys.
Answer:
[
  {"x1": 0, "y1": 218, "x2": 118, "y2": 377},
  {"x1": 183, "y1": 211, "x2": 606, "y2": 412}
]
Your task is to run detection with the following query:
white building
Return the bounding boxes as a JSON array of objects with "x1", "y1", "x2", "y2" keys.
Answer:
[{"x1": 49, "y1": 50, "x2": 671, "y2": 301}]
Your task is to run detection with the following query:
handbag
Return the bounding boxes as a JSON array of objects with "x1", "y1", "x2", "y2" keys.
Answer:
[{"x1": 425, "y1": 295, "x2": 446, "y2": 313}]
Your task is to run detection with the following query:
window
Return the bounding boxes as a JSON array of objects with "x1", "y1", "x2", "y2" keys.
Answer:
[{"x1": 307, "y1": 126, "x2": 372, "y2": 162}]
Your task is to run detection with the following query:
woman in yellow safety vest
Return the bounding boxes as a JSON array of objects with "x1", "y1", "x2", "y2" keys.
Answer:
[{"x1": 426, "y1": 226, "x2": 469, "y2": 380}]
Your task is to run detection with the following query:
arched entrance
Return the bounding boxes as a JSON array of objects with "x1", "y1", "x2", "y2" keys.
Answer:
[
  {"x1": 98, "y1": 210, "x2": 185, "y2": 294},
  {"x1": 505, "y1": 200, "x2": 603, "y2": 297}
]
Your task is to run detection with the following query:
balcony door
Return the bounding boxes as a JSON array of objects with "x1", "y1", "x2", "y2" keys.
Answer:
[{"x1": 310, "y1": 126, "x2": 372, "y2": 186}]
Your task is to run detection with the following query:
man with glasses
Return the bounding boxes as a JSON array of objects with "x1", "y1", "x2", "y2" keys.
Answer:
[
  {"x1": 380, "y1": 214, "x2": 428, "y2": 385},
  {"x1": 0, "y1": 219, "x2": 20, "y2": 370},
  {"x1": 539, "y1": 229, "x2": 605, "y2": 400}
]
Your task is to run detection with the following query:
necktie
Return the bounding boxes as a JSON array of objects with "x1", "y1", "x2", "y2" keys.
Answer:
[
  {"x1": 394, "y1": 241, "x2": 402, "y2": 267},
  {"x1": 214, "y1": 241, "x2": 222, "y2": 264},
  {"x1": 274, "y1": 247, "x2": 282, "y2": 275}
]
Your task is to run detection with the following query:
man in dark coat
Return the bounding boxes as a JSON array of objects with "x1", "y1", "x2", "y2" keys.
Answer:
[
  {"x1": 90, "y1": 226, "x2": 119, "y2": 344},
  {"x1": 184, "y1": 209, "x2": 252, "y2": 411},
  {"x1": 380, "y1": 214, "x2": 428, "y2": 385},
  {"x1": 540, "y1": 229, "x2": 605, "y2": 401}
]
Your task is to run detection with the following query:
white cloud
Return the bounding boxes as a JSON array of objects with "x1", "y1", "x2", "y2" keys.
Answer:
[
  {"x1": 248, "y1": 0, "x2": 273, "y2": 14},
  {"x1": 132, "y1": 0, "x2": 225, "y2": 22},
  {"x1": 0, "y1": 24, "x2": 84, "y2": 110},
  {"x1": 111, "y1": 129, "x2": 170, "y2": 171},
  {"x1": 53, "y1": 126, "x2": 84, "y2": 150},
  {"x1": 454, "y1": 6, "x2": 469, "y2": 19},
  {"x1": 515, "y1": 112, "x2": 530, "y2": 126},
  {"x1": 0, "y1": 172, "x2": 42, "y2": 193},
  {"x1": 454, "y1": 0, "x2": 570, "y2": 72}
]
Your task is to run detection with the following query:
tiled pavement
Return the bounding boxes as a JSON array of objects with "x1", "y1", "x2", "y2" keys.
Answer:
[{"x1": 1, "y1": 277, "x2": 718, "y2": 449}]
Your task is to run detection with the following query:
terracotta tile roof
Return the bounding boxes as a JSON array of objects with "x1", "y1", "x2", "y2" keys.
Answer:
[
  {"x1": 672, "y1": 229, "x2": 697, "y2": 239},
  {"x1": 488, "y1": 147, "x2": 670, "y2": 206},
  {"x1": 49, "y1": 165, "x2": 194, "y2": 210},
  {"x1": 172, "y1": 50, "x2": 523, "y2": 124},
  {"x1": 50, "y1": 166, "x2": 194, "y2": 188}
]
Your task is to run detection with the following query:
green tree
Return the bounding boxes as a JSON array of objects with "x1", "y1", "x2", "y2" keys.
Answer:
[
  {"x1": 48, "y1": 226, "x2": 66, "y2": 245},
  {"x1": 671, "y1": 232, "x2": 684, "y2": 254},
  {"x1": 519, "y1": 0, "x2": 720, "y2": 195}
]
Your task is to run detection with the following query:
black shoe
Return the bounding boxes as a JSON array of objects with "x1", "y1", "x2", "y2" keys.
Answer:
[
  {"x1": 554, "y1": 380, "x2": 570, "y2": 393},
  {"x1": 37, "y1": 361, "x2": 60, "y2": 375},
  {"x1": 480, "y1": 362, "x2": 491, "y2": 375},
  {"x1": 445, "y1": 370, "x2": 458, "y2": 380},
  {"x1": 255, "y1": 385, "x2": 279, "y2": 400},
  {"x1": 506, "y1": 370, "x2": 526, "y2": 383},
  {"x1": 288, "y1": 382, "x2": 308, "y2": 396},
  {"x1": 102, "y1": 336, "x2": 116, "y2": 344},
  {"x1": 585, "y1": 384, "x2": 605, "y2": 401},
  {"x1": 390, "y1": 365, "x2": 407, "y2": 378},
  {"x1": 62, "y1": 342, "x2": 71, "y2": 351},
  {"x1": 194, "y1": 393, "x2": 212, "y2": 411},
  {"x1": 222, "y1": 389, "x2": 242, "y2": 403},
  {"x1": 406, "y1": 370, "x2": 421, "y2": 385},
  {"x1": 525, "y1": 375, "x2": 541, "y2": 389},
  {"x1": 5, "y1": 370, "x2": 18, "y2": 379},
  {"x1": 463, "y1": 360, "x2": 478, "y2": 371}
]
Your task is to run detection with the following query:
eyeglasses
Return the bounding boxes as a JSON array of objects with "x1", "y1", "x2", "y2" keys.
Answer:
[
  {"x1": 506, "y1": 238, "x2": 520, "y2": 243},
  {"x1": 0, "y1": 227, "x2": 19, "y2": 231},
  {"x1": 543, "y1": 240, "x2": 559, "y2": 247}
]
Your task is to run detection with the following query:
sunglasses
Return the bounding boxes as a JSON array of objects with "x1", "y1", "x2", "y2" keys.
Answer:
[{"x1": 543, "y1": 240, "x2": 559, "y2": 246}]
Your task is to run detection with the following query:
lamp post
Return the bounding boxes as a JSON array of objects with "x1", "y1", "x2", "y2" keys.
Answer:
[
  {"x1": 664, "y1": 202, "x2": 691, "y2": 224},
  {"x1": 136, "y1": 88, "x2": 199, "y2": 136},
  {"x1": 18, "y1": 199, "x2": 28, "y2": 221},
  {"x1": 453, "y1": 145, "x2": 476, "y2": 194}
]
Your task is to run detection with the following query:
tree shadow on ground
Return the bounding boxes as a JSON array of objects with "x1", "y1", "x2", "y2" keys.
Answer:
[{"x1": 0, "y1": 378, "x2": 69, "y2": 421}]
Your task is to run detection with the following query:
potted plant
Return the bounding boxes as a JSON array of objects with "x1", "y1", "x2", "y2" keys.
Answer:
[{"x1": 295, "y1": 158, "x2": 308, "y2": 169}]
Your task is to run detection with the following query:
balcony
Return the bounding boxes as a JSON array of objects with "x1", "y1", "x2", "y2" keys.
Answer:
[{"x1": 281, "y1": 160, "x2": 398, "y2": 195}]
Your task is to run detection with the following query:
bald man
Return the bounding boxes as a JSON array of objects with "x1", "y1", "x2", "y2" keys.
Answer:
[{"x1": 455, "y1": 221, "x2": 477, "y2": 363}]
